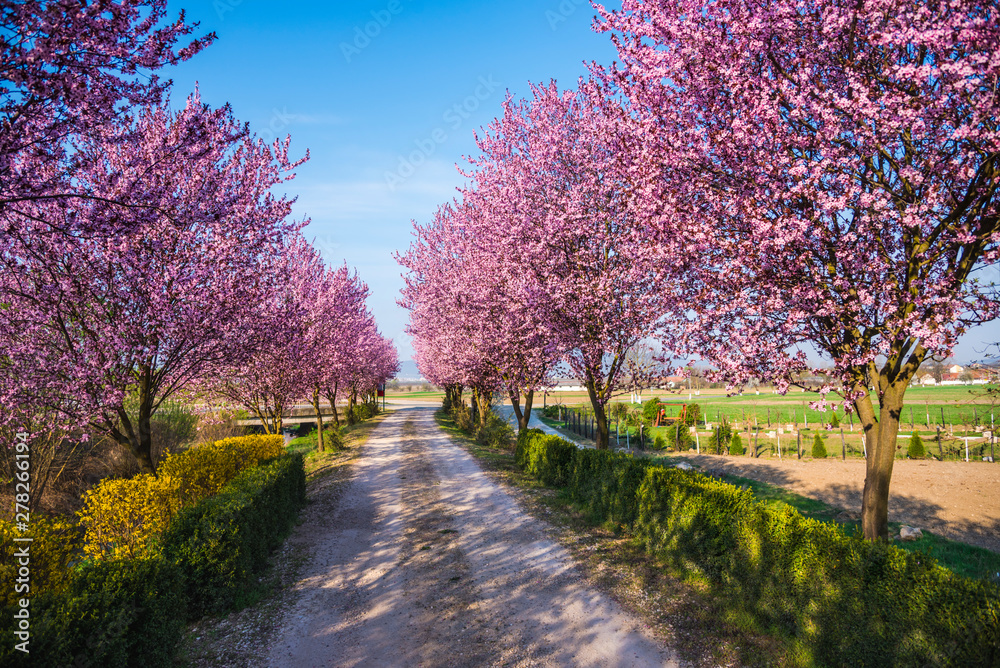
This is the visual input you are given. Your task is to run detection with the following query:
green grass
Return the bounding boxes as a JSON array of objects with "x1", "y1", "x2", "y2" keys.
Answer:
[
  {"x1": 286, "y1": 426, "x2": 342, "y2": 455},
  {"x1": 389, "y1": 390, "x2": 445, "y2": 400},
  {"x1": 286, "y1": 417, "x2": 388, "y2": 458},
  {"x1": 647, "y1": 455, "x2": 1000, "y2": 582},
  {"x1": 536, "y1": 415, "x2": 595, "y2": 445},
  {"x1": 559, "y1": 386, "x2": 1000, "y2": 432}
]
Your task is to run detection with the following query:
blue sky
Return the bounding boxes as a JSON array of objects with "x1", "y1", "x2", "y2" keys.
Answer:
[
  {"x1": 165, "y1": 0, "x2": 1000, "y2": 365},
  {"x1": 166, "y1": 0, "x2": 616, "y2": 361}
]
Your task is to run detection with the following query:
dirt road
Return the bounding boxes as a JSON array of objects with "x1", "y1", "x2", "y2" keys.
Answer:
[{"x1": 267, "y1": 408, "x2": 676, "y2": 668}]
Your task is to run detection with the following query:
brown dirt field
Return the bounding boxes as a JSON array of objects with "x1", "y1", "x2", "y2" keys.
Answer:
[{"x1": 677, "y1": 453, "x2": 1000, "y2": 553}]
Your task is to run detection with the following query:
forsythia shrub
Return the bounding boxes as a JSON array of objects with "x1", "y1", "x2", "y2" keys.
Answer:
[
  {"x1": 79, "y1": 434, "x2": 285, "y2": 561},
  {"x1": 0, "y1": 515, "x2": 82, "y2": 607},
  {"x1": 159, "y1": 434, "x2": 284, "y2": 500},
  {"x1": 78, "y1": 474, "x2": 184, "y2": 561}
]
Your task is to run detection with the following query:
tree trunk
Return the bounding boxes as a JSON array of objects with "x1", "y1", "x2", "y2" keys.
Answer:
[
  {"x1": 347, "y1": 387, "x2": 358, "y2": 425},
  {"x1": 106, "y1": 363, "x2": 156, "y2": 474},
  {"x1": 859, "y1": 384, "x2": 905, "y2": 541},
  {"x1": 312, "y1": 386, "x2": 325, "y2": 453},
  {"x1": 584, "y1": 377, "x2": 610, "y2": 450},
  {"x1": 475, "y1": 389, "x2": 491, "y2": 427},
  {"x1": 325, "y1": 382, "x2": 341, "y2": 427},
  {"x1": 508, "y1": 388, "x2": 535, "y2": 434}
]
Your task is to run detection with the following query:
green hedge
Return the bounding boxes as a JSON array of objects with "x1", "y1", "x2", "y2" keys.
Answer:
[
  {"x1": 515, "y1": 430, "x2": 1000, "y2": 666},
  {"x1": 162, "y1": 453, "x2": 307, "y2": 616},
  {"x1": 0, "y1": 554, "x2": 186, "y2": 667},
  {"x1": 0, "y1": 454, "x2": 306, "y2": 667}
]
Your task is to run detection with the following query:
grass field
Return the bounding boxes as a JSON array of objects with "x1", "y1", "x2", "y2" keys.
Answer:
[
  {"x1": 386, "y1": 390, "x2": 445, "y2": 400},
  {"x1": 545, "y1": 385, "x2": 1000, "y2": 436}
]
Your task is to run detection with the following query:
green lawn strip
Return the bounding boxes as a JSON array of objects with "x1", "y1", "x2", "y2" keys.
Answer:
[
  {"x1": 435, "y1": 410, "x2": 784, "y2": 667},
  {"x1": 287, "y1": 412, "x2": 390, "y2": 454},
  {"x1": 557, "y1": 386, "x2": 1000, "y2": 435},
  {"x1": 647, "y1": 454, "x2": 1000, "y2": 582},
  {"x1": 536, "y1": 415, "x2": 598, "y2": 446},
  {"x1": 388, "y1": 390, "x2": 445, "y2": 400}
]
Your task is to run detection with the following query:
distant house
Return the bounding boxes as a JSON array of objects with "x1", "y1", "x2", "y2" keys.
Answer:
[
  {"x1": 949, "y1": 364, "x2": 964, "y2": 374},
  {"x1": 550, "y1": 378, "x2": 586, "y2": 392},
  {"x1": 916, "y1": 373, "x2": 937, "y2": 386},
  {"x1": 656, "y1": 375, "x2": 687, "y2": 389}
]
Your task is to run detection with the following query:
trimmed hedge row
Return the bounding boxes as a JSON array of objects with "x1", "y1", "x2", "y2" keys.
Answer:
[
  {"x1": 0, "y1": 454, "x2": 306, "y2": 667},
  {"x1": 163, "y1": 452, "x2": 307, "y2": 616},
  {"x1": 516, "y1": 430, "x2": 1000, "y2": 667}
]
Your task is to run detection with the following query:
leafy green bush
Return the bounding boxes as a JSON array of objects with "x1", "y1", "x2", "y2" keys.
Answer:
[
  {"x1": 829, "y1": 411, "x2": 840, "y2": 428},
  {"x1": 515, "y1": 428, "x2": 546, "y2": 469},
  {"x1": 513, "y1": 429, "x2": 1000, "y2": 666},
  {"x1": 0, "y1": 556, "x2": 186, "y2": 668},
  {"x1": 730, "y1": 432, "x2": 744, "y2": 456},
  {"x1": 908, "y1": 433, "x2": 926, "y2": 459},
  {"x1": 351, "y1": 403, "x2": 374, "y2": 423},
  {"x1": 641, "y1": 397, "x2": 663, "y2": 425},
  {"x1": 633, "y1": 468, "x2": 1000, "y2": 666},
  {"x1": 476, "y1": 412, "x2": 515, "y2": 449},
  {"x1": 812, "y1": 434, "x2": 828, "y2": 459},
  {"x1": 684, "y1": 403, "x2": 702, "y2": 426},
  {"x1": 451, "y1": 402, "x2": 473, "y2": 432},
  {"x1": 710, "y1": 422, "x2": 733, "y2": 454},
  {"x1": 541, "y1": 404, "x2": 561, "y2": 419},
  {"x1": 522, "y1": 433, "x2": 576, "y2": 486},
  {"x1": 653, "y1": 434, "x2": 666, "y2": 450},
  {"x1": 665, "y1": 423, "x2": 693, "y2": 451},
  {"x1": 161, "y1": 453, "x2": 306, "y2": 616}
]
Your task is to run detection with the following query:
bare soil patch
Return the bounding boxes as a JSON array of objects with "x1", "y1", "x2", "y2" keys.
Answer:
[{"x1": 677, "y1": 453, "x2": 1000, "y2": 552}]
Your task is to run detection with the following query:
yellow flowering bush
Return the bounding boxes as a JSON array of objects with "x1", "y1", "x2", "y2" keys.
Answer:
[
  {"x1": 78, "y1": 473, "x2": 183, "y2": 561},
  {"x1": 0, "y1": 514, "x2": 82, "y2": 607},
  {"x1": 159, "y1": 434, "x2": 284, "y2": 500},
  {"x1": 79, "y1": 434, "x2": 284, "y2": 561}
]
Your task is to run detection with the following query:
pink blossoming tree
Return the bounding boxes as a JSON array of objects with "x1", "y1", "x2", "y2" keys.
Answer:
[
  {"x1": 599, "y1": 0, "x2": 1000, "y2": 539},
  {"x1": 0, "y1": 93, "x2": 305, "y2": 472}
]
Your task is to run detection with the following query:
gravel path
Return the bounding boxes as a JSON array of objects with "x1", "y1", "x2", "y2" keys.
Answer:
[{"x1": 267, "y1": 407, "x2": 676, "y2": 667}]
